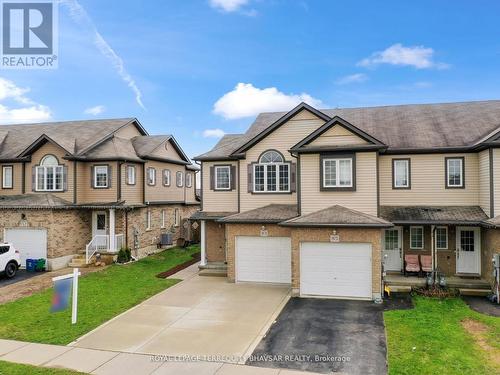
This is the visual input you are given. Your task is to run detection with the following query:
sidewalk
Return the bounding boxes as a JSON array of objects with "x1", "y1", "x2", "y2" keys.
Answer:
[{"x1": 0, "y1": 339, "x2": 318, "y2": 375}]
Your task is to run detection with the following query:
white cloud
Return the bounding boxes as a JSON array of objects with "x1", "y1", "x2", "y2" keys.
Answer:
[
  {"x1": 0, "y1": 78, "x2": 51, "y2": 124},
  {"x1": 203, "y1": 128, "x2": 226, "y2": 138},
  {"x1": 335, "y1": 73, "x2": 368, "y2": 85},
  {"x1": 213, "y1": 83, "x2": 323, "y2": 119},
  {"x1": 358, "y1": 43, "x2": 449, "y2": 69},
  {"x1": 60, "y1": 0, "x2": 145, "y2": 109},
  {"x1": 209, "y1": 0, "x2": 249, "y2": 12},
  {"x1": 84, "y1": 105, "x2": 105, "y2": 115}
]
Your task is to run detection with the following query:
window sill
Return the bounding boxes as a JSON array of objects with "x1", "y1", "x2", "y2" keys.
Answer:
[{"x1": 320, "y1": 186, "x2": 356, "y2": 192}]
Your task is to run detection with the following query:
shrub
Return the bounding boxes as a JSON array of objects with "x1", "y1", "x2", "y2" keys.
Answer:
[{"x1": 117, "y1": 247, "x2": 132, "y2": 263}]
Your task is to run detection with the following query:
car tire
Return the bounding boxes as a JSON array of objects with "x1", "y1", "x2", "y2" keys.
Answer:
[{"x1": 4, "y1": 262, "x2": 17, "y2": 279}]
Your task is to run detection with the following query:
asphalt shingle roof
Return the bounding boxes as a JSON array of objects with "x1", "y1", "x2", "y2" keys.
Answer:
[
  {"x1": 218, "y1": 204, "x2": 298, "y2": 223},
  {"x1": 196, "y1": 100, "x2": 500, "y2": 159},
  {"x1": 380, "y1": 206, "x2": 488, "y2": 224}
]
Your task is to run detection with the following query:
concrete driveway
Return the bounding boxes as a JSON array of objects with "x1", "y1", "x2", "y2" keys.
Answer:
[
  {"x1": 72, "y1": 269, "x2": 290, "y2": 362},
  {"x1": 248, "y1": 298, "x2": 387, "y2": 375}
]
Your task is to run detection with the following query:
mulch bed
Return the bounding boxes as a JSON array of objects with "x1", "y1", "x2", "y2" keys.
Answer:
[
  {"x1": 156, "y1": 252, "x2": 201, "y2": 278},
  {"x1": 463, "y1": 296, "x2": 500, "y2": 317},
  {"x1": 383, "y1": 292, "x2": 414, "y2": 311}
]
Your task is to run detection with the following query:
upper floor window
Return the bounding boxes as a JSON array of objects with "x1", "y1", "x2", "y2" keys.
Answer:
[
  {"x1": 126, "y1": 165, "x2": 136, "y2": 185},
  {"x1": 393, "y1": 159, "x2": 410, "y2": 189},
  {"x1": 94, "y1": 165, "x2": 109, "y2": 188},
  {"x1": 176, "y1": 171, "x2": 183, "y2": 187},
  {"x1": 2, "y1": 165, "x2": 13, "y2": 189},
  {"x1": 446, "y1": 157, "x2": 464, "y2": 188},
  {"x1": 321, "y1": 154, "x2": 354, "y2": 191},
  {"x1": 147, "y1": 167, "x2": 156, "y2": 186},
  {"x1": 36, "y1": 155, "x2": 64, "y2": 191},
  {"x1": 254, "y1": 150, "x2": 290, "y2": 193},
  {"x1": 186, "y1": 172, "x2": 193, "y2": 188},
  {"x1": 215, "y1": 166, "x2": 230, "y2": 190},
  {"x1": 163, "y1": 169, "x2": 171, "y2": 186}
]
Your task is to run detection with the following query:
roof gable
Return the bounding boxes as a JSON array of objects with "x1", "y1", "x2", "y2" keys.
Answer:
[
  {"x1": 230, "y1": 102, "x2": 331, "y2": 156},
  {"x1": 291, "y1": 116, "x2": 386, "y2": 153},
  {"x1": 18, "y1": 134, "x2": 73, "y2": 158}
]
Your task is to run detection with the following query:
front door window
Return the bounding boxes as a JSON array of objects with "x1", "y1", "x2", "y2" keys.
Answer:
[
  {"x1": 456, "y1": 227, "x2": 480, "y2": 274},
  {"x1": 383, "y1": 227, "x2": 402, "y2": 271}
]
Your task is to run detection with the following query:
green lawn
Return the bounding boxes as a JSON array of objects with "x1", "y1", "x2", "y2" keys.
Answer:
[
  {"x1": 385, "y1": 296, "x2": 500, "y2": 375},
  {"x1": 0, "y1": 245, "x2": 200, "y2": 345},
  {"x1": 0, "y1": 361, "x2": 83, "y2": 375}
]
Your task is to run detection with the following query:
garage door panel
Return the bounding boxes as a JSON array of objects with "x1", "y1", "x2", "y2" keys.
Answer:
[
  {"x1": 236, "y1": 236, "x2": 291, "y2": 284},
  {"x1": 300, "y1": 242, "x2": 372, "y2": 299},
  {"x1": 4, "y1": 228, "x2": 48, "y2": 268}
]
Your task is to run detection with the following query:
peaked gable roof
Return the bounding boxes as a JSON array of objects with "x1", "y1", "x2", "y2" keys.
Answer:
[{"x1": 132, "y1": 135, "x2": 190, "y2": 163}]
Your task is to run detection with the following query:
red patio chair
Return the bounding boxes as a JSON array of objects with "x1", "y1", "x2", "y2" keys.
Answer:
[
  {"x1": 420, "y1": 255, "x2": 432, "y2": 273},
  {"x1": 404, "y1": 254, "x2": 421, "y2": 276}
]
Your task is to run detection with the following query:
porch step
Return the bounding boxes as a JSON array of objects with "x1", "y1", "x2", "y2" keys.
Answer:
[
  {"x1": 199, "y1": 262, "x2": 227, "y2": 271},
  {"x1": 459, "y1": 288, "x2": 492, "y2": 296},
  {"x1": 68, "y1": 254, "x2": 93, "y2": 268},
  {"x1": 199, "y1": 269, "x2": 227, "y2": 277},
  {"x1": 386, "y1": 285, "x2": 412, "y2": 293}
]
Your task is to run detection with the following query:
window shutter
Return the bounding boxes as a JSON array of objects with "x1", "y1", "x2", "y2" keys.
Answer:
[
  {"x1": 90, "y1": 166, "x2": 95, "y2": 188},
  {"x1": 32, "y1": 166, "x2": 36, "y2": 192},
  {"x1": 209, "y1": 166, "x2": 215, "y2": 190},
  {"x1": 108, "y1": 165, "x2": 112, "y2": 188},
  {"x1": 63, "y1": 166, "x2": 68, "y2": 191},
  {"x1": 247, "y1": 164, "x2": 253, "y2": 193},
  {"x1": 230, "y1": 165, "x2": 236, "y2": 190},
  {"x1": 290, "y1": 162, "x2": 297, "y2": 192}
]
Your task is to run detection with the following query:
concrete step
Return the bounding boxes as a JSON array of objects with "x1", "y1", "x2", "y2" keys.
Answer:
[
  {"x1": 68, "y1": 261, "x2": 89, "y2": 268},
  {"x1": 459, "y1": 288, "x2": 491, "y2": 296},
  {"x1": 199, "y1": 262, "x2": 227, "y2": 271},
  {"x1": 199, "y1": 269, "x2": 227, "y2": 277},
  {"x1": 385, "y1": 285, "x2": 412, "y2": 293}
]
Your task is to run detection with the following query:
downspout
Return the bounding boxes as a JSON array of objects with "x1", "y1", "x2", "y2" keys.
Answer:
[{"x1": 431, "y1": 225, "x2": 436, "y2": 283}]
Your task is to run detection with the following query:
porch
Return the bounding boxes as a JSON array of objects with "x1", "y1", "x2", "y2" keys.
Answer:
[{"x1": 384, "y1": 274, "x2": 492, "y2": 295}]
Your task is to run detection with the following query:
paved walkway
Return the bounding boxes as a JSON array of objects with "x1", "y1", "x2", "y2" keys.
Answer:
[{"x1": 0, "y1": 339, "x2": 320, "y2": 374}]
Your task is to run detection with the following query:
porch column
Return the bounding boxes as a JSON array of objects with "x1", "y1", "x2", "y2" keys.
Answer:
[
  {"x1": 109, "y1": 208, "x2": 116, "y2": 251},
  {"x1": 200, "y1": 220, "x2": 207, "y2": 266}
]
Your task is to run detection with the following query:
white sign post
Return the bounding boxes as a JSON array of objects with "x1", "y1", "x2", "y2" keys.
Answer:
[{"x1": 52, "y1": 268, "x2": 81, "y2": 324}]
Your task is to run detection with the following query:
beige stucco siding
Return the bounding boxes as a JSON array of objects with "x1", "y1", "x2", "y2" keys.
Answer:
[
  {"x1": 0, "y1": 163, "x2": 23, "y2": 195},
  {"x1": 114, "y1": 123, "x2": 142, "y2": 139},
  {"x1": 478, "y1": 150, "x2": 491, "y2": 217},
  {"x1": 379, "y1": 153, "x2": 479, "y2": 206},
  {"x1": 309, "y1": 125, "x2": 368, "y2": 146},
  {"x1": 24, "y1": 142, "x2": 74, "y2": 202},
  {"x1": 76, "y1": 161, "x2": 118, "y2": 203},
  {"x1": 144, "y1": 161, "x2": 185, "y2": 202},
  {"x1": 300, "y1": 152, "x2": 378, "y2": 216},
  {"x1": 240, "y1": 110, "x2": 326, "y2": 211},
  {"x1": 202, "y1": 161, "x2": 238, "y2": 212}
]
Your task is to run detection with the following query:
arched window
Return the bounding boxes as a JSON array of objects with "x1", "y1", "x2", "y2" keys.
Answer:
[
  {"x1": 254, "y1": 150, "x2": 290, "y2": 192},
  {"x1": 36, "y1": 154, "x2": 64, "y2": 191}
]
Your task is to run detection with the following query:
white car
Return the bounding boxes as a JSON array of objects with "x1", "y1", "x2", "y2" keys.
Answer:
[{"x1": 0, "y1": 243, "x2": 21, "y2": 279}]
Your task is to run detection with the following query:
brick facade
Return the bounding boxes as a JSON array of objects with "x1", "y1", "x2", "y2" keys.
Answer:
[
  {"x1": 481, "y1": 228, "x2": 500, "y2": 285},
  {"x1": 224, "y1": 223, "x2": 382, "y2": 299},
  {"x1": 205, "y1": 221, "x2": 226, "y2": 262}
]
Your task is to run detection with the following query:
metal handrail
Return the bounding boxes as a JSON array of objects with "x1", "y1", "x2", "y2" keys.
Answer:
[{"x1": 85, "y1": 235, "x2": 109, "y2": 264}]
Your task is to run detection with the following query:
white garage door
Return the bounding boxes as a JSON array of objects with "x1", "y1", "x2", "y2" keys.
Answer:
[
  {"x1": 5, "y1": 228, "x2": 47, "y2": 268},
  {"x1": 300, "y1": 242, "x2": 372, "y2": 299},
  {"x1": 236, "y1": 236, "x2": 291, "y2": 284}
]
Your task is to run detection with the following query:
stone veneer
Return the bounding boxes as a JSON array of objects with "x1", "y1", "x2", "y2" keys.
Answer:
[{"x1": 225, "y1": 223, "x2": 382, "y2": 300}]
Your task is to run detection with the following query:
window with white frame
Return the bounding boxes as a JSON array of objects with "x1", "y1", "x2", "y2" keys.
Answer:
[
  {"x1": 146, "y1": 209, "x2": 151, "y2": 230},
  {"x1": 163, "y1": 169, "x2": 171, "y2": 186},
  {"x1": 435, "y1": 227, "x2": 448, "y2": 250},
  {"x1": 446, "y1": 158, "x2": 464, "y2": 188},
  {"x1": 174, "y1": 208, "x2": 180, "y2": 227},
  {"x1": 176, "y1": 171, "x2": 183, "y2": 187},
  {"x1": 161, "y1": 209, "x2": 166, "y2": 228},
  {"x1": 322, "y1": 157, "x2": 353, "y2": 188},
  {"x1": 2, "y1": 165, "x2": 13, "y2": 188},
  {"x1": 36, "y1": 155, "x2": 64, "y2": 191},
  {"x1": 215, "y1": 166, "x2": 230, "y2": 190},
  {"x1": 147, "y1": 167, "x2": 156, "y2": 186},
  {"x1": 93, "y1": 165, "x2": 108, "y2": 188},
  {"x1": 253, "y1": 150, "x2": 289, "y2": 192},
  {"x1": 186, "y1": 172, "x2": 192, "y2": 188},
  {"x1": 127, "y1": 165, "x2": 135, "y2": 185},
  {"x1": 410, "y1": 226, "x2": 424, "y2": 249},
  {"x1": 393, "y1": 159, "x2": 410, "y2": 188}
]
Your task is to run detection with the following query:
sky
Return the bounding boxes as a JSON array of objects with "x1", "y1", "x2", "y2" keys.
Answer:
[{"x1": 3, "y1": 0, "x2": 500, "y2": 159}]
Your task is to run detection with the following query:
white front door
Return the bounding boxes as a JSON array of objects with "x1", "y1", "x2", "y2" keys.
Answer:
[
  {"x1": 92, "y1": 211, "x2": 108, "y2": 249},
  {"x1": 456, "y1": 227, "x2": 481, "y2": 274},
  {"x1": 383, "y1": 227, "x2": 402, "y2": 272},
  {"x1": 300, "y1": 242, "x2": 372, "y2": 299},
  {"x1": 235, "y1": 236, "x2": 291, "y2": 284}
]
